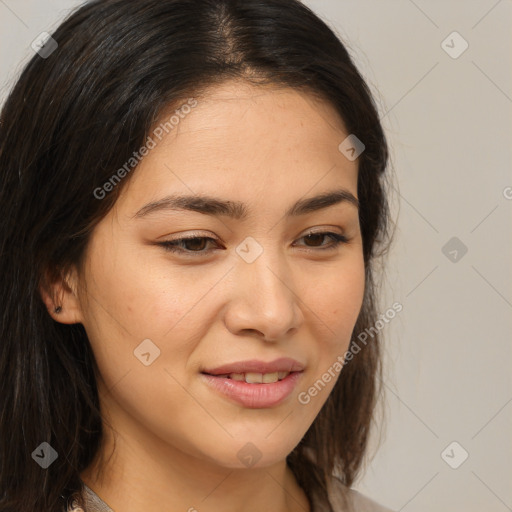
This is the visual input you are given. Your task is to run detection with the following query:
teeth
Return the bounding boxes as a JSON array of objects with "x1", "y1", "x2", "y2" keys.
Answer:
[
  {"x1": 245, "y1": 372, "x2": 264, "y2": 383},
  {"x1": 225, "y1": 371, "x2": 290, "y2": 383},
  {"x1": 262, "y1": 372, "x2": 279, "y2": 383}
]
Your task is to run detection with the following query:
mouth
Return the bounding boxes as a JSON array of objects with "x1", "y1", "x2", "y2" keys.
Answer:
[
  {"x1": 201, "y1": 370, "x2": 293, "y2": 384},
  {"x1": 200, "y1": 370, "x2": 304, "y2": 408},
  {"x1": 201, "y1": 357, "x2": 304, "y2": 377}
]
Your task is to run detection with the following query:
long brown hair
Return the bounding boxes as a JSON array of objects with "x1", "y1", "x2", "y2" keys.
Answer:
[{"x1": 0, "y1": 1, "x2": 393, "y2": 510}]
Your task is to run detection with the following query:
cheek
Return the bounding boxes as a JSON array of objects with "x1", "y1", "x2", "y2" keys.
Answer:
[
  {"x1": 85, "y1": 241, "x2": 214, "y2": 341},
  {"x1": 312, "y1": 256, "x2": 365, "y2": 343},
  {"x1": 80, "y1": 243, "x2": 231, "y2": 397},
  {"x1": 297, "y1": 258, "x2": 365, "y2": 407},
  {"x1": 80, "y1": 249, "x2": 213, "y2": 442}
]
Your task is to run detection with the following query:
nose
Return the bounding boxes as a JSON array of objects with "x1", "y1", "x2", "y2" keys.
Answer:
[{"x1": 223, "y1": 251, "x2": 304, "y2": 342}]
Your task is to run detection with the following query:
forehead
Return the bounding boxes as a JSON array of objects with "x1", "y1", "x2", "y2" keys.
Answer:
[{"x1": 114, "y1": 80, "x2": 358, "y2": 215}]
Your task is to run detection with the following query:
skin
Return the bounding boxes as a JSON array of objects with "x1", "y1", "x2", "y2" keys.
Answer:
[{"x1": 41, "y1": 79, "x2": 365, "y2": 512}]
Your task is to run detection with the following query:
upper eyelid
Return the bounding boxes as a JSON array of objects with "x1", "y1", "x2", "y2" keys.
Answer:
[{"x1": 163, "y1": 226, "x2": 346, "y2": 241}]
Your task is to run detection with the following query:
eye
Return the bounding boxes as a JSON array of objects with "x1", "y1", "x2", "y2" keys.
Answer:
[
  {"x1": 158, "y1": 235, "x2": 220, "y2": 256},
  {"x1": 293, "y1": 231, "x2": 349, "y2": 251}
]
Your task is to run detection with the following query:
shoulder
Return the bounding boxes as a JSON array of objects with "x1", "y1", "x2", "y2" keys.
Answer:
[{"x1": 326, "y1": 475, "x2": 395, "y2": 512}]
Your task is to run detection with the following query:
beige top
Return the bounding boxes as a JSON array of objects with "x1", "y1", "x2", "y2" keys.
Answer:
[{"x1": 68, "y1": 478, "x2": 394, "y2": 512}]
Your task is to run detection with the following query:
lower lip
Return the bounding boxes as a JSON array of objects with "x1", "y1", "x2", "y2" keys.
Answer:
[{"x1": 200, "y1": 371, "x2": 303, "y2": 408}]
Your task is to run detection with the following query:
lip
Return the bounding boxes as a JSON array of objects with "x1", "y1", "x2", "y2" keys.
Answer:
[
  {"x1": 201, "y1": 357, "x2": 304, "y2": 376},
  {"x1": 200, "y1": 371, "x2": 304, "y2": 408}
]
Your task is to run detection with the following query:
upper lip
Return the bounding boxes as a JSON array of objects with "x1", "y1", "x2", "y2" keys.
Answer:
[{"x1": 202, "y1": 357, "x2": 304, "y2": 375}]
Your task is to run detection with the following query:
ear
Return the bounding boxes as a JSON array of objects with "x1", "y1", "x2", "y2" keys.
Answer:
[{"x1": 39, "y1": 265, "x2": 84, "y2": 325}]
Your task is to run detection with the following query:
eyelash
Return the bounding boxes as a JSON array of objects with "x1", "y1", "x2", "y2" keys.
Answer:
[{"x1": 158, "y1": 231, "x2": 349, "y2": 257}]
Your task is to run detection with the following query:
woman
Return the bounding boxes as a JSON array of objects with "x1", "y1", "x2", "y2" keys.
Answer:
[{"x1": 0, "y1": 0, "x2": 395, "y2": 510}]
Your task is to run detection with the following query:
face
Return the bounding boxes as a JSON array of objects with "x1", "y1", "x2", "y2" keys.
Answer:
[{"x1": 55, "y1": 80, "x2": 365, "y2": 470}]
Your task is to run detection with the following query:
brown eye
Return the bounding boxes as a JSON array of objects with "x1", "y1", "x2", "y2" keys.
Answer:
[
  {"x1": 303, "y1": 233, "x2": 327, "y2": 247},
  {"x1": 182, "y1": 237, "x2": 208, "y2": 251},
  {"x1": 295, "y1": 231, "x2": 348, "y2": 251},
  {"x1": 159, "y1": 236, "x2": 220, "y2": 255}
]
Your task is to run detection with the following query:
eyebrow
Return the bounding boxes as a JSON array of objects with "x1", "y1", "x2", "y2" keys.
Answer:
[{"x1": 132, "y1": 188, "x2": 359, "y2": 220}]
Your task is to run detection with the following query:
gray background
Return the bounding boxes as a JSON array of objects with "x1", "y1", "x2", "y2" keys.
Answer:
[{"x1": 1, "y1": 1, "x2": 511, "y2": 511}]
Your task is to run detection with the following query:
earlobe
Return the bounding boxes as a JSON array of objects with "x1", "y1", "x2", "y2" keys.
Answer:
[{"x1": 38, "y1": 266, "x2": 84, "y2": 325}]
